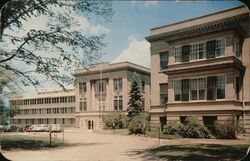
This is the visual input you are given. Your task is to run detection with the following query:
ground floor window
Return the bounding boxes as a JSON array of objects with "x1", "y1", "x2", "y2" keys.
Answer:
[
  {"x1": 202, "y1": 116, "x2": 217, "y2": 133},
  {"x1": 159, "y1": 116, "x2": 167, "y2": 131},
  {"x1": 180, "y1": 116, "x2": 187, "y2": 124}
]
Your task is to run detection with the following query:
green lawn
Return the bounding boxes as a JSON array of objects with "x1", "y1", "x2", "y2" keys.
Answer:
[
  {"x1": 145, "y1": 144, "x2": 249, "y2": 161},
  {"x1": 0, "y1": 134, "x2": 63, "y2": 150}
]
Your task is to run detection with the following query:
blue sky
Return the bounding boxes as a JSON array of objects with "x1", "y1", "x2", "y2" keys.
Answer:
[{"x1": 102, "y1": 1, "x2": 242, "y2": 67}]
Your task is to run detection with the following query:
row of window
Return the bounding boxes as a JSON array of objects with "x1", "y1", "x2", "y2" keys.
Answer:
[
  {"x1": 173, "y1": 76, "x2": 226, "y2": 102},
  {"x1": 78, "y1": 96, "x2": 145, "y2": 112},
  {"x1": 19, "y1": 107, "x2": 75, "y2": 115},
  {"x1": 174, "y1": 39, "x2": 225, "y2": 63},
  {"x1": 10, "y1": 96, "x2": 75, "y2": 106},
  {"x1": 79, "y1": 79, "x2": 146, "y2": 93},
  {"x1": 13, "y1": 118, "x2": 75, "y2": 125}
]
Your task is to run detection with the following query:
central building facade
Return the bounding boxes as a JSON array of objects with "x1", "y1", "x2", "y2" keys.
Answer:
[{"x1": 74, "y1": 62, "x2": 150, "y2": 129}]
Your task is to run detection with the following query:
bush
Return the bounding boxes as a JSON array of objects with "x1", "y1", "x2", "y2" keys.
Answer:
[
  {"x1": 162, "y1": 121, "x2": 185, "y2": 136},
  {"x1": 214, "y1": 120, "x2": 245, "y2": 139},
  {"x1": 128, "y1": 112, "x2": 150, "y2": 134},
  {"x1": 182, "y1": 117, "x2": 211, "y2": 138},
  {"x1": 103, "y1": 112, "x2": 128, "y2": 129}
]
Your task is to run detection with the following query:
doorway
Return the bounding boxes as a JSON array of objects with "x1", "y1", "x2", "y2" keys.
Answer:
[{"x1": 88, "y1": 120, "x2": 94, "y2": 129}]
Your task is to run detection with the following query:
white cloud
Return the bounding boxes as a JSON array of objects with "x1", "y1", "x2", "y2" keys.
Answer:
[
  {"x1": 130, "y1": 1, "x2": 158, "y2": 8},
  {"x1": 144, "y1": 1, "x2": 159, "y2": 7},
  {"x1": 111, "y1": 36, "x2": 150, "y2": 68}
]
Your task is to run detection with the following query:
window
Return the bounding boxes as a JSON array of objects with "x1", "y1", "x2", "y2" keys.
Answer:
[
  {"x1": 159, "y1": 116, "x2": 167, "y2": 130},
  {"x1": 174, "y1": 47, "x2": 182, "y2": 63},
  {"x1": 216, "y1": 76, "x2": 225, "y2": 99},
  {"x1": 181, "y1": 79, "x2": 189, "y2": 101},
  {"x1": 190, "y1": 79, "x2": 198, "y2": 100},
  {"x1": 216, "y1": 39, "x2": 225, "y2": 57},
  {"x1": 68, "y1": 96, "x2": 75, "y2": 102},
  {"x1": 159, "y1": 52, "x2": 168, "y2": 70},
  {"x1": 190, "y1": 44, "x2": 199, "y2": 61},
  {"x1": 96, "y1": 80, "x2": 106, "y2": 92},
  {"x1": 173, "y1": 76, "x2": 225, "y2": 102},
  {"x1": 235, "y1": 77, "x2": 240, "y2": 100},
  {"x1": 79, "y1": 82, "x2": 87, "y2": 93},
  {"x1": 113, "y1": 78, "x2": 122, "y2": 90},
  {"x1": 80, "y1": 98, "x2": 87, "y2": 111},
  {"x1": 182, "y1": 45, "x2": 190, "y2": 62},
  {"x1": 173, "y1": 80, "x2": 181, "y2": 101},
  {"x1": 199, "y1": 43, "x2": 206, "y2": 59},
  {"x1": 203, "y1": 116, "x2": 217, "y2": 133},
  {"x1": 180, "y1": 116, "x2": 187, "y2": 124},
  {"x1": 234, "y1": 40, "x2": 241, "y2": 57},
  {"x1": 160, "y1": 83, "x2": 168, "y2": 105},
  {"x1": 198, "y1": 78, "x2": 206, "y2": 100},
  {"x1": 207, "y1": 76, "x2": 217, "y2": 100},
  {"x1": 206, "y1": 40, "x2": 216, "y2": 59},
  {"x1": 114, "y1": 96, "x2": 123, "y2": 111}
]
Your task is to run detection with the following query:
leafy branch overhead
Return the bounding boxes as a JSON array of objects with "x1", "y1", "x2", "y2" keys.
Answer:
[{"x1": 0, "y1": 0, "x2": 113, "y2": 89}]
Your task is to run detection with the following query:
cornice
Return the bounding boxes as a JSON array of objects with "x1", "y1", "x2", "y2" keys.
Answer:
[{"x1": 146, "y1": 13, "x2": 249, "y2": 43}]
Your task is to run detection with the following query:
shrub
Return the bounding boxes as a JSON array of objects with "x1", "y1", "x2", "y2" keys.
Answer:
[
  {"x1": 162, "y1": 121, "x2": 185, "y2": 136},
  {"x1": 103, "y1": 112, "x2": 128, "y2": 129},
  {"x1": 214, "y1": 120, "x2": 245, "y2": 139},
  {"x1": 182, "y1": 117, "x2": 211, "y2": 138},
  {"x1": 128, "y1": 112, "x2": 150, "y2": 134}
]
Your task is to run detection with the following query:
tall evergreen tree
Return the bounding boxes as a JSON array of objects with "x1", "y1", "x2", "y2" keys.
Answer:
[{"x1": 127, "y1": 72, "x2": 143, "y2": 118}]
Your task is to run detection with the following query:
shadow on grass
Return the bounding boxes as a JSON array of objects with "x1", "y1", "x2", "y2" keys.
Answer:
[{"x1": 127, "y1": 144, "x2": 249, "y2": 161}]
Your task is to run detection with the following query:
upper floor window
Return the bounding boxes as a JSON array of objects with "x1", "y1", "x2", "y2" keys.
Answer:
[
  {"x1": 174, "y1": 39, "x2": 225, "y2": 63},
  {"x1": 233, "y1": 40, "x2": 241, "y2": 57},
  {"x1": 159, "y1": 52, "x2": 168, "y2": 70},
  {"x1": 96, "y1": 80, "x2": 106, "y2": 92},
  {"x1": 160, "y1": 83, "x2": 168, "y2": 105},
  {"x1": 79, "y1": 82, "x2": 86, "y2": 93},
  {"x1": 113, "y1": 78, "x2": 122, "y2": 91},
  {"x1": 80, "y1": 98, "x2": 87, "y2": 112}
]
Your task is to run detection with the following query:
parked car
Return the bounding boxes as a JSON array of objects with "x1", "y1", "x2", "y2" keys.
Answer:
[
  {"x1": 0, "y1": 125, "x2": 5, "y2": 132},
  {"x1": 32, "y1": 124, "x2": 50, "y2": 132},
  {"x1": 3, "y1": 125, "x2": 18, "y2": 132},
  {"x1": 24, "y1": 125, "x2": 33, "y2": 132},
  {"x1": 49, "y1": 124, "x2": 63, "y2": 132}
]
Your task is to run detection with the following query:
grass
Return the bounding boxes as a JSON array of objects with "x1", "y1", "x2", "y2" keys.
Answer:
[
  {"x1": 0, "y1": 134, "x2": 63, "y2": 150},
  {"x1": 143, "y1": 144, "x2": 249, "y2": 161}
]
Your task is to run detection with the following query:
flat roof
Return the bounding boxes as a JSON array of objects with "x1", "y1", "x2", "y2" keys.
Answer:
[
  {"x1": 150, "y1": 5, "x2": 248, "y2": 36},
  {"x1": 74, "y1": 61, "x2": 150, "y2": 76}
]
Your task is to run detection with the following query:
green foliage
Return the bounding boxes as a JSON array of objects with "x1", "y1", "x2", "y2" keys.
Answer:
[
  {"x1": 214, "y1": 120, "x2": 245, "y2": 139},
  {"x1": 162, "y1": 121, "x2": 185, "y2": 136},
  {"x1": 183, "y1": 117, "x2": 211, "y2": 138},
  {"x1": 162, "y1": 117, "x2": 210, "y2": 138},
  {"x1": 127, "y1": 72, "x2": 144, "y2": 118},
  {"x1": 0, "y1": 0, "x2": 113, "y2": 88},
  {"x1": 103, "y1": 112, "x2": 128, "y2": 129},
  {"x1": 128, "y1": 112, "x2": 150, "y2": 134}
]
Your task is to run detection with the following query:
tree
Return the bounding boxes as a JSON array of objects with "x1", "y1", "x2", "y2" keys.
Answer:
[
  {"x1": 7, "y1": 105, "x2": 20, "y2": 124},
  {"x1": 127, "y1": 72, "x2": 144, "y2": 118},
  {"x1": 0, "y1": 0, "x2": 113, "y2": 89}
]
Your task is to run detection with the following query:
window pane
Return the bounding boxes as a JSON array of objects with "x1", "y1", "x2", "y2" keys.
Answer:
[
  {"x1": 181, "y1": 79, "x2": 189, "y2": 101},
  {"x1": 174, "y1": 47, "x2": 182, "y2": 63},
  {"x1": 182, "y1": 45, "x2": 190, "y2": 62},
  {"x1": 160, "y1": 52, "x2": 168, "y2": 69},
  {"x1": 217, "y1": 76, "x2": 225, "y2": 99},
  {"x1": 199, "y1": 43, "x2": 206, "y2": 59},
  {"x1": 216, "y1": 39, "x2": 225, "y2": 57},
  {"x1": 206, "y1": 40, "x2": 216, "y2": 59},
  {"x1": 190, "y1": 44, "x2": 198, "y2": 61},
  {"x1": 207, "y1": 76, "x2": 216, "y2": 100},
  {"x1": 173, "y1": 80, "x2": 181, "y2": 101}
]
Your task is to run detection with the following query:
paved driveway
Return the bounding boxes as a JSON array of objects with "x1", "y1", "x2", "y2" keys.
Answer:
[{"x1": 2, "y1": 128, "x2": 159, "y2": 161}]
